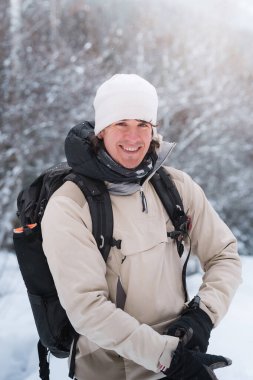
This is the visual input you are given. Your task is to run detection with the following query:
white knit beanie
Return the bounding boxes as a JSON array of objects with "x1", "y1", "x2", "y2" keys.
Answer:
[{"x1": 93, "y1": 74, "x2": 158, "y2": 135}]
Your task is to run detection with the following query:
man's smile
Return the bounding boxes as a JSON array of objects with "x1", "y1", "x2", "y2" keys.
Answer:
[{"x1": 119, "y1": 144, "x2": 144, "y2": 153}]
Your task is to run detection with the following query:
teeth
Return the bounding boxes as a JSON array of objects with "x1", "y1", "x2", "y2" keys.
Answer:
[
  {"x1": 122, "y1": 146, "x2": 142, "y2": 152},
  {"x1": 124, "y1": 147, "x2": 138, "y2": 151}
]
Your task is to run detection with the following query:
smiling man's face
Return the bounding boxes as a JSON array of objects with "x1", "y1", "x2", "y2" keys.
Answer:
[{"x1": 98, "y1": 119, "x2": 153, "y2": 169}]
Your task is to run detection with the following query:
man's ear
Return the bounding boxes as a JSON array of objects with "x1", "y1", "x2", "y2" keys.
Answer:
[{"x1": 97, "y1": 130, "x2": 104, "y2": 140}]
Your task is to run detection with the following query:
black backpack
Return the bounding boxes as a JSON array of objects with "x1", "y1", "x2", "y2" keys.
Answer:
[{"x1": 13, "y1": 162, "x2": 190, "y2": 380}]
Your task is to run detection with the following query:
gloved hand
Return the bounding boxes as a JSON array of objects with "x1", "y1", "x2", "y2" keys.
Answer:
[
  {"x1": 162, "y1": 337, "x2": 232, "y2": 380},
  {"x1": 166, "y1": 298, "x2": 213, "y2": 353}
]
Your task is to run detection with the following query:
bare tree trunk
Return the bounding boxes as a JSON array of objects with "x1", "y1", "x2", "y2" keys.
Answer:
[
  {"x1": 50, "y1": 0, "x2": 61, "y2": 48},
  {"x1": 10, "y1": 0, "x2": 22, "y2": 75},
  {"x1": 9, "y1": 0, "x2": 24, "y2": 175},
  {"x1": 0, "y1": 0, "x2": 25, "y2": 250}
]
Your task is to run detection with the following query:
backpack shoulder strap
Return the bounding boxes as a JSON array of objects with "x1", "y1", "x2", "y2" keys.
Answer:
[
  {"x1": 63, "y1": 173, "x2": 114, "y2": 379},
  {"x1": 150, "y1": 166, "x2": 191, "y2": 302},
  {"x1": 65, "y1": 173, "x2": 113, "y2": 262},
  {"x1": 150, "y1": 166, "x2": 190, "y2": 248}
]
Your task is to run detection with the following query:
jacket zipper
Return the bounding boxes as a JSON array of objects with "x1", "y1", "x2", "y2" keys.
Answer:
[{"x1": 140, "y1": 186, "x2": 148, "y2": 213}]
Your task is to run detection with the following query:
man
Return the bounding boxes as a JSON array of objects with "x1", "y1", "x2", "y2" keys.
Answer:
[{"x1": 42, "y1": 74, "x2": 241, "y2": 379}]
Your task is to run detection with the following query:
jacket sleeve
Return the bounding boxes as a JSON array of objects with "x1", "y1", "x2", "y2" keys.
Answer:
[
  {"x1": 41, "y1": 193, "x2": 178, "y2": 372},
  {"x1": 175, "y1": 170, "x2": 242, "y2": 326}
]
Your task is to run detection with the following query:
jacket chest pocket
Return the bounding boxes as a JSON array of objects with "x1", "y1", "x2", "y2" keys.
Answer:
[{"x1": 114, "y1": 213, "x2": 169, "y2": 257}]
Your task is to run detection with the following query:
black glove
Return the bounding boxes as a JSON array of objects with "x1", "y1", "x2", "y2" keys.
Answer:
[
  {"x1": 167, "y1": 299, "x2": 213, "y2": 353},
  {"x1": 163, "y1": 340, "x2": 232, "y2": 380}
]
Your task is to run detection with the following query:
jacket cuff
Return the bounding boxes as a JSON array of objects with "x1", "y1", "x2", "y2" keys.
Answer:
[
  {"x1": 158, "y1": 336, "x2": 179, "y2": 372},
  {"x1": 199, "y1": 300, "x2": 216, "y2": 325}
]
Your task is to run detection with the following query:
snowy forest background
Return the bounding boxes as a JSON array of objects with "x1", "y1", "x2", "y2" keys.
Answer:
[{"x1": 1, "y1": 0, "x2": 253, "y2": 257}]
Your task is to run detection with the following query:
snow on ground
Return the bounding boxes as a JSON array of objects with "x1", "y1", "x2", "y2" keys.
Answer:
[
  {"x1": 189, "y1": 258, "x2": 253, "y2": 380},
  {"x1": 0, "y1": 251, "x2": 252, "y2": 380}
]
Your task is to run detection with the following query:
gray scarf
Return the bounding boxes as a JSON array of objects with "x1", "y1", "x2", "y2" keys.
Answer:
[{"x1": 106, "y1": 141, "x2": 176, "y2": 195}]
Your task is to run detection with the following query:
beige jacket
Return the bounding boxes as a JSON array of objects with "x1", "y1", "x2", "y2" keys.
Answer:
[{"x1": 41, "y1": 166, "x2": 241, "y2": 380}]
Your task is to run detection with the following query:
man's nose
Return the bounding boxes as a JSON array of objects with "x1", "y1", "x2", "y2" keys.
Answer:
[{"x1": 124, "y1": 126, "x2": 140, "y2": 140}]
